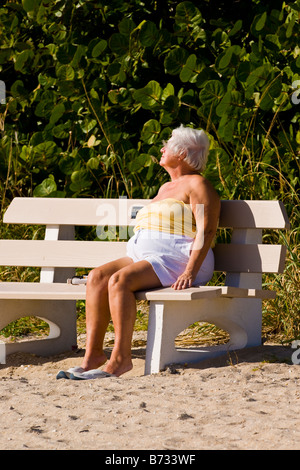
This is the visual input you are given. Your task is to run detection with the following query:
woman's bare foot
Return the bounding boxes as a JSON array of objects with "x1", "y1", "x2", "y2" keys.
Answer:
[
  {"x1": 81, "y1": 352, "x2": 107, "y2": 371},
  {"x1": 103, "y1": 355, "x2": 133, "y2": 377}
]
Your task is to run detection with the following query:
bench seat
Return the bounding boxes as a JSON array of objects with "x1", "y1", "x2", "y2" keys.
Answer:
[{"x1": 0, "y1": 282, "x2": 276, "y2": 300}]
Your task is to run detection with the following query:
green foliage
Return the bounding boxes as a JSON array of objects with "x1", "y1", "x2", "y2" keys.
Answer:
[
  {"x1": 0, "y1": 0, "x2": 298, "y2": 203},
  {"x1": 0, "y1": 0, "x2": 299, "y2": 342}
]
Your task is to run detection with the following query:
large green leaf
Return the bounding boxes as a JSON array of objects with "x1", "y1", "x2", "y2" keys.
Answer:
[
  {"x1": 50, "y1": 103, "x2": 65, "y2": 125},
  {"x1": 22, "y1": 0, "x2": 40, "y2": 12},
  {"x1": 255, "y1": 12, "x2": 267, "y2": 32},
  {"x1": 91, "y1": 40, "x2": 107, "y2": 58},
  {"x1": 126, "y1": 150, "x2": 152, "y2": 172},
  {"x1": 70, "y1": 169, "x2": 92, "y2": 192},
  {"x1": 199, "y1": 80, "x2": 224, "y2": 107},
  {"x1": 15, "y1": 49, "x2": 34, "y2": 72},
  {"x1": 175, "y1": 2, "x2": 202, "y2": 26},
  {"x1": 52, "y1": 122, "x2": 70, "y2": 139},
  {"x1": 56, "y1": 64, "x2": 75, "y2": 81},
  {"x1": 133, "y1": 81, "x2": 162, "y2": 110},
  {"x1": 216, "y1": 90, "x2": 243, "y2": 117},
  {"x1": 107, "y1": 61, "x2": 126, "y2": 83},
  {"x1": 33, "y1": 141, "x2": 58, "y2": 158},
  {"x1": 141, "y1": 119, "x2": 161, "y2": 144},
  {"x1": 229, "y1": 19, "x2": 243, "y2": 37},
  {"x1": 164, "y1": 48, "x2": 189, "y2": 75},
  {"x1": 216, "y1": 45, "x2": 242, "y2": 72},
  {"x1": 160, "y1": 85, "x2": 178, "y2": 123},
  {"x1": 260, "y1": 77, "x2": 282, "y2": 110},
  {"x1": 33, "y1": 177, "x2": 57, "y2": 197},
  {"x1": 180, "y1": 54, "x2": 197, "y2": 82},
  {"x1": 118, "y1": 17, "x2": 136, "y2": 36},
  {"x1": 109, "y1": 33, "x2": 129, "y2": 56},
  {"x1": 246, "y1": 64, "x2": 273, "y2": 89},
  {"x1": 139, "y1": 21, "x2": 159, "y2": 47},
  {"x1": 71, "y1": 45, "x2": 87, "y2": 68}
]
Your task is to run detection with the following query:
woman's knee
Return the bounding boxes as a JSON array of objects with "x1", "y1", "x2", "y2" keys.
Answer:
[
  {"x1": 108, "y1": 270, "x2": 130, "y2": 291},
  {"x1": 87, "y1": 267, "x2": 109, "y2": 290}
]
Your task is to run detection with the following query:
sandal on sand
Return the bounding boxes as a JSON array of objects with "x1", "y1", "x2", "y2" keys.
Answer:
[
  {"x1": 70, "y1": 369, "x2": 116, "y2": 380},
  {"x1": 56, "y1": 366, "x2": 85, "y2": 380}
]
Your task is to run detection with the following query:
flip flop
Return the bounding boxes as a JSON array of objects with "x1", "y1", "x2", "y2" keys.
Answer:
[
  {"x1": 69, "y1": 369, "x2": 116, "y2": 380},
  {"x1": 56, "y1": 366, "x2": 85, "y2": 380}
]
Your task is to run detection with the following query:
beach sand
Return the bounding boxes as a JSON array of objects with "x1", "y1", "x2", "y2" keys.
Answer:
[{"x1": 0, "y1": 332, "x2": 299, "y2": 451}]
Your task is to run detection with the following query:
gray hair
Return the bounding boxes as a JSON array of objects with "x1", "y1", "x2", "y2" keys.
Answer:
[{"x1": 165, "y1": 125, "x2": 210, "y2": 172}]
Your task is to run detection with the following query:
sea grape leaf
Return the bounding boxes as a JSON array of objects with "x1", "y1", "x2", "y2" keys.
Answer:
[
  {"x1": 141, "y1": 119, "x2": 161, "y2": 144},
  {"x1": 164, "y1": 48, "x2": 189, "y2": 75},
  {"x1": 33, "y1": 177, "x2": 57, "y2": 197},
  {"x1": 199, "y1": 80, "x2": 224, "y2": 107},
  {"x1": 133, "y1": 81, "x2": 162, "y2": 110}
]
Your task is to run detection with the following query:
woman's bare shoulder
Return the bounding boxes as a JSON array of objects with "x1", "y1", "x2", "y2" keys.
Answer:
[{"x1": 189, "y1": 174, "x2": 218, "y2": 194}]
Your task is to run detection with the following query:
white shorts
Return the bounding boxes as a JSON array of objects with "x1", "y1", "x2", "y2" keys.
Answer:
[{"x1": 126, "y1": 229, "x2": 214, "y2": 287}]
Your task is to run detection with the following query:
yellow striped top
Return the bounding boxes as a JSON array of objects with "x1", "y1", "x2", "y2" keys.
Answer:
[{"x1": 134, "y1": 198, "x2": 197, "y2": 238}]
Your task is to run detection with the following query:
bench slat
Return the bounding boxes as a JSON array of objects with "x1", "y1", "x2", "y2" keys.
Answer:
[
  {"x1": 0, "y1": 283, "x2": 275, "y2": 300},
  {"x1": 0, "y1": 282, "x2": 87, "y2": 300},
  {"x1": 4, "y1": 198, "x2": 290, "y2": 229},
  {"x1": 136, "y1": 286, "x2": 223, "y2": 300},
  {"x1": 3, "y1": 197, "x2": 150, "y2": 226},
  {"x1": 136, "y1": 285, "x2": 276, "y2": 300},
  {"x1": 0, "y1": 240, "x2": 127, "y2": 268},
  {"x1": 219, "y1": 200, "x2": 290, "y2": 229},
  {"x1": 0, "y1": 240, "x2": 286, "y2": 274},
  {"x1": 213, "y1": 243, "x2": 286, "y2": 273}
]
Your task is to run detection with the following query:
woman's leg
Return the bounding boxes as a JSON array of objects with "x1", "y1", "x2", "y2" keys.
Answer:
[
  {"x1": 81, "y1": 257, "x2": 134, "y2": 371},
  {"x1": 103, "y1": 260, "x2": 162, "y2": 377}
]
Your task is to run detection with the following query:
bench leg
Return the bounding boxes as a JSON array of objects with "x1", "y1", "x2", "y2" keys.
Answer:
[
  {"x1": 144, "y1": 298, "x2": 262, "y2": 375},
  {"x1": 0, "y1": 299, "x2": 77, "y2": 364}
]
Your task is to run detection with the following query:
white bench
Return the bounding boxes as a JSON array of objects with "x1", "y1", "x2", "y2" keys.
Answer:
[{"x1": 0, "y1": 197, "x2": 290, "y2": 374}]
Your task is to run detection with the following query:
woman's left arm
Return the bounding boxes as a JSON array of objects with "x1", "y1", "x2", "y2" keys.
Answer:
[{"x1": 172, "y1": 178, "x2": 220, "y2": 290}]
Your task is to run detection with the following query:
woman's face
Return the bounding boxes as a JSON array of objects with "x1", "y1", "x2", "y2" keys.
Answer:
[{"x1": 160, "y1": 142, "x2": 177, "y2": 168}]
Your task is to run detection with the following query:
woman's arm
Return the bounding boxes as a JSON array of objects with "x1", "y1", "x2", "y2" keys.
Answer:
[{"x1": 172, "y1": 177, "x2": 220, "y2": 290}]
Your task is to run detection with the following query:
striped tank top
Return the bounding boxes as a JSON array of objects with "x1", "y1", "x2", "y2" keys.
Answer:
[{"x1": 134, "y1": 198, "x2": 197, "y2": 239}]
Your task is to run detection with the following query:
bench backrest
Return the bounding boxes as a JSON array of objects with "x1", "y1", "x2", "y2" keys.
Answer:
[{"x1": 1, "y1": 198, "x2": 290, "y2": 288}]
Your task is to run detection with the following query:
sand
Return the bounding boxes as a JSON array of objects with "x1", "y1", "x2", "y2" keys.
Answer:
[{"x1": 0, "y1": 332, "x2": 299, "y2": 451}]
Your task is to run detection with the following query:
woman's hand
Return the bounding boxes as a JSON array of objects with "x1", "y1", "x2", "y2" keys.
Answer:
[{"x1": 172, "y1": 271, "x2": 194, "y2": 290}]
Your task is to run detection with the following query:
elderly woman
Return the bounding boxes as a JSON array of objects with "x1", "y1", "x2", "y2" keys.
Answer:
[{"x1": 57, "y1": 125, "x2": 220, "y2": 380}]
